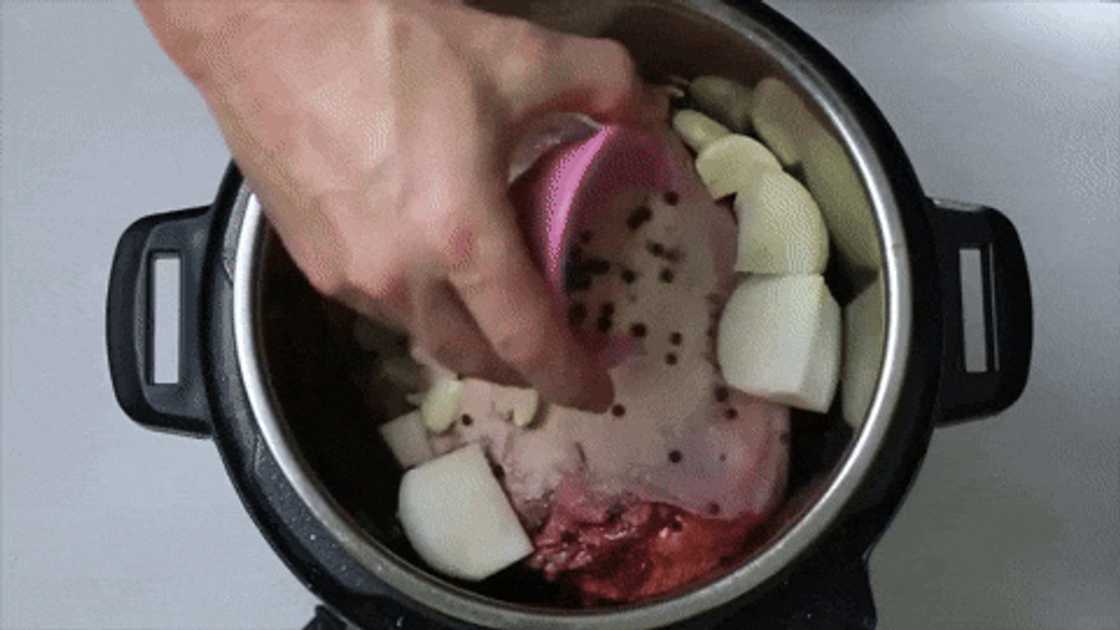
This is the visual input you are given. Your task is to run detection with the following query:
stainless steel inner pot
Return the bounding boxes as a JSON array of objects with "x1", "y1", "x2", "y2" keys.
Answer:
[{"x1": 232, "y1": 1, "x2": 906, "y2": 627}]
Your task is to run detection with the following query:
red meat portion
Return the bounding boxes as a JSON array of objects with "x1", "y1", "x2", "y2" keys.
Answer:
[{"x1": 527, "y1": 478, "x2": 767, "y2": 604}]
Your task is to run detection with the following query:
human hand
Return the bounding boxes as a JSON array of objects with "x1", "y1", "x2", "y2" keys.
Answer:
[{"x1": 138, "y1": 0, "x2": 666, "y2": 410}]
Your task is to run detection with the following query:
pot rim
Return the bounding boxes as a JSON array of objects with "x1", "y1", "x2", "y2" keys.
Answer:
[{"x1": 231, "y1": 1, "x2": 915, "y2": 627}]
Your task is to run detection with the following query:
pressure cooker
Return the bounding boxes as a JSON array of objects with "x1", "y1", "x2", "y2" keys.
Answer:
[{"x1": 107, "y1": 1, "x2": 1033, "y2": 628}]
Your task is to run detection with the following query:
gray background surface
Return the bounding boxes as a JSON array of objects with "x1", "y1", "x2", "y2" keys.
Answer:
[{"x1": 2, "y1": 2, "x2": 1117, "y2": 629}]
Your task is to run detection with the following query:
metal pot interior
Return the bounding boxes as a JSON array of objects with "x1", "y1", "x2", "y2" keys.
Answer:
[{"x1": 247, "y1": 0, "x2": 889, "y2": 622}]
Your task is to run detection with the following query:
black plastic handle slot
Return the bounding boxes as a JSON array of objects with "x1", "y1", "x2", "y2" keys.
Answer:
[
  {"x1": 930, "y1": 198, "x2": 1032, "y2": 424},
  {"x1": 106, "y1": 206, "x2": 214, "y2": 438}
]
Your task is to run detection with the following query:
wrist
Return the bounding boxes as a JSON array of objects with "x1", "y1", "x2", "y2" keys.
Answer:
[{"x1": 136, "y1": 1, "x2": 293, "y2": 91}]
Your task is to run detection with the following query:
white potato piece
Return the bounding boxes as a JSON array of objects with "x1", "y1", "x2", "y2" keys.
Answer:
[
  {"x1": 751, "y1": 78, "x2": 818, "y2": 167},
  {"x1": 379, "y1": 411, "x2": 434, "y2": 468},
  {"x1": 734, "y1": 169, "x2": 830, "y2": 274},
  {"x1": 398, "y1": 444, "x2": 533, "y2": 581},
  {"x1": 695, "y1": 134, "x2": 782, "y2": 200},
  {"x1": 802, "y1": 128, "x2": 882, "y2": 273},
  {"x1": 420, "y1": 378, "x2": 464, "y2": 433},
  {"x1": 672, "y1": 109, "x2": 730, "y2": 153},
  {"x1": 689, "y1": 76, "x2": 753, "y2": 132},
  {"x1": 842, "y1": 277, "x2": 884, "y2": 428},
  {"x1": 718, "y1": 275, "x2": 841, "y2": 413}
]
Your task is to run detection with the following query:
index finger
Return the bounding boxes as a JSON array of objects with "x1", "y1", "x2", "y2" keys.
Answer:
[{"x1": 442, "y1": 180, "x2": 614, "y2": 412}]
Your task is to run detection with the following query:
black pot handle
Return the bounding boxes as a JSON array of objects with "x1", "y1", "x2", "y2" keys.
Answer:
[
  {"x1": 929, "y1": 198, "x2": 1032, "y2": 424},
  {"x1": 106, "y1": 206, "x2": 213, "y2": 438}
]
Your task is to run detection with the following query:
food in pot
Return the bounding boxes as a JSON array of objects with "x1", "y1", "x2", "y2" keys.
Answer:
[
  {"x1": 688, "y1": 75, "x2": 754, "y2": 133},
  {"x1": 419, "y1": 377, "x2": 464, "y2": 434},
  {"x1": 733, "y1": 168, "x2": 830, "y2": 274},
  {"x1": 842, "y1": 277, "x2": 884, "y2": 427},
  {"x1": 398, "y1": 444, "x2": 534, "y2": 581},
  {"x1": 802, "y1": 122, "x2": 883, "y2": 272},
  {"x1": 750, "y1": 77, "x2": 816, "y2": 167},
  {"x1": 694, "y1": 134, "x2": 781, "y2": 200},
  {"x1": 372, "y1": 74, "x2": 847, "y2": 604},
  {"x1": 671, "y1": 109, "x2": 731, "y2": 153},
  {"x1": 379, "y1": 410, "x2": 434, "y2": 468},
  {"x1": 717, "y1": 275, "x2": 841, "y2": 413},
  {"x1": 409, "y1": 128, "x2": 791, "y2": 602}
]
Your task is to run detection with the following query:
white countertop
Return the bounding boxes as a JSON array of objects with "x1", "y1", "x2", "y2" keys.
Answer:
[{"x1": 2, "y1": 2, "x2": 1117, "y2": 629}]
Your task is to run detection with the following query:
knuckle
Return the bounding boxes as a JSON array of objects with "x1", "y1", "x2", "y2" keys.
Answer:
[
  {"x1": 586, "y1": 39, "x2": 639, "y2": 102},
  {"x1": 428, "y1": 209, "x2": 478, "y2": 272},
  {"x1": 305, "y1": 246, "x2": 407, "y2": 310},
  {"x1": 350, "y1": 254, "x2": 408, "y2": 305},
  {"x1": 306, "y1": 192, "x2": 411, "y2": 305},
  {"x1": 595, "y1": 38, "x2": 636, "y2": 74},
  {"x1": 303, "y1": 261, "x2": 348, "y2": 298},
  {"x1": 359, "y1": 266, "x2": 408, "y2": 305},
  {"x1": 499, "y1": 23, "x2": 556, "y2": 85}
]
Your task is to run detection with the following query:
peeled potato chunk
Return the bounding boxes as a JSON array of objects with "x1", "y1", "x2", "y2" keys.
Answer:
[
  {"x1": 420, "y1": 377, "x2": 464, "y2": 433},
  {"x1": 734, "y1": 169, "x2": 830, "y2": 274},
  {"x1": 398, "y1": 444, "x2": 533, "y2": 581},
  {"x1": 717, "y1": 275, "x2": 841, "y2": 413},
  {"x1": 802, "y1": 128, "x2": 882, "y2": 273},
  {"x1": 843, "y1": 277, "x2": 884, "y2": 427},
  {"x1": 379, "y1": 411, "x2": 434, "y2": 468},
  {"x1": 672, "y1": 109, "x2": 730, "y2": 153},
  {"x1": 695, "y1": 134, "x2": 781, "y2": 200},
  {"x1": 689, "y1": 75, "x2": 753, "y2": 132},
  {"x1": 751, "y1": 78, "x2": 818, "y2": 167}
]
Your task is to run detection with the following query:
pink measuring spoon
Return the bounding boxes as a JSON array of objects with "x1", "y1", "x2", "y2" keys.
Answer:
[{"x1": 511, "y1": 125, "x2": 677, "y2": 366}]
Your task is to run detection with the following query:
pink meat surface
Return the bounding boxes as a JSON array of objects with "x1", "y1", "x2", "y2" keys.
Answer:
[
  {"x1": 527, "y1": 476, "x2": 778, "y2": 604},
  {"x1": 425, "y1": 129, "x2": 790, "y2": 603}
]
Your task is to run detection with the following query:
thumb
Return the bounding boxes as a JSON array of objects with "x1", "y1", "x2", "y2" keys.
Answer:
[{"x1": 498, "y1": 32, "x2": 667, "y2": 127}]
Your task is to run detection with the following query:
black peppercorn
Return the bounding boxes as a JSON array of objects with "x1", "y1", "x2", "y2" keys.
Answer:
[
  {"x1": 586, "y1": 257, "x2": 611, "y2": 276},
  {"x1": 626, "y1": 205, "x2": 653, "y2": 230},
  {"x1": 597, "y1": 316, "x2": 613, "y2": 333}
]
